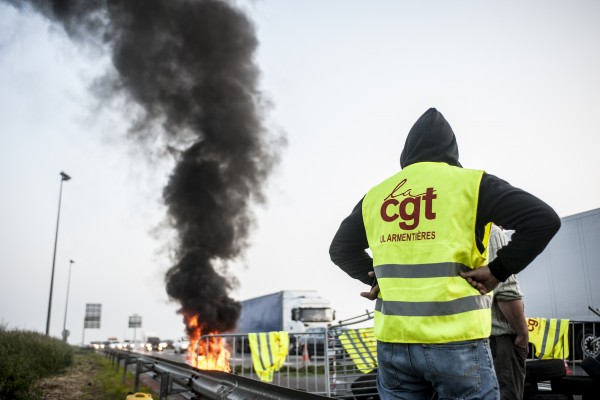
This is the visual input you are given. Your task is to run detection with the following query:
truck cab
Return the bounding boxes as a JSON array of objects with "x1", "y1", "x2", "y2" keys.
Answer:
[{"x1": 291, "y1": 304, "x2": 335, "y2": 325}]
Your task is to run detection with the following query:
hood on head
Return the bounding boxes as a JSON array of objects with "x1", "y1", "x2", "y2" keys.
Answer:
[{"x1": 400, "y1": 108, "x2": 461, "y2": 169}]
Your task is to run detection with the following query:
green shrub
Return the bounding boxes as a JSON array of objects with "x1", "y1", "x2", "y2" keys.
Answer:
[{"x1": 0, "y1": 326, "x2": 74, "y2": 400}]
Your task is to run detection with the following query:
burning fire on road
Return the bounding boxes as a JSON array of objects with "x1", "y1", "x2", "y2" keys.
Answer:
[{"x1": 185, "y1": 314, "x2": 230, "y2": 371}]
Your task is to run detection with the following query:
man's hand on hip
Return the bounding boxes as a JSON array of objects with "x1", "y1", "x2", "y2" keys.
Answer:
[
  {"x1": 460, "y1": 266, "x2": 500, "y2": 294},
  {"x1": 360, "y1": 271, "x2": 379, "y2": 300}
]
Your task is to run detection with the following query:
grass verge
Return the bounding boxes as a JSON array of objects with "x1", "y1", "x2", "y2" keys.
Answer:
[
  {"x1": 32, "y1": 348, "x2": 157, "y2": 400},
  {"x1": 0, "y1": 327, "x2": 73, "y2": 399},
  {"x1": 0, "y1": 326, "x2": 155, "y2": 400}
]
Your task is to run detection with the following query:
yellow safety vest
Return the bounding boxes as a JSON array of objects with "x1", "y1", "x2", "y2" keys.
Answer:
[
  {"x1": 527, "y1": 318, "x2": 570, "y2": 359},
  {"x1": 248, "y1": 331, "x2": 289, "y2": 382},
  {"x1": 338, "y1": 328, "x2": 378, "y2": 374},
  {"x1": 362, "y1": 162, "x2": 492, "y2": 343}
]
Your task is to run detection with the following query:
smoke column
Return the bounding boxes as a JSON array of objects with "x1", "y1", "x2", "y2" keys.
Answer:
[{"x1": 6, "y1": 0, "x2": 283, "y2": 334}]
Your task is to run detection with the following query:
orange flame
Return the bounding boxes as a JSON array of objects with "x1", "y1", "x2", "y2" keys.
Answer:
[{"x1": 185, "y1": 314, "x2": 231, "y2": 372}]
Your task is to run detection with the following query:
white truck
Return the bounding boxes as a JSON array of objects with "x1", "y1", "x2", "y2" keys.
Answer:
[
  {"x1": 514, "y1": 207, "x2": 600, "y2": 360},
  {"x1": 233, "y1": 290, "x2": 336, "y2": 352}
]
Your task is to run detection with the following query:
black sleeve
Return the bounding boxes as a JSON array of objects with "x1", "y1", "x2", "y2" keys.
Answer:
[
  {"x1": 329, "y1": 198, "x2": 375, "y2": 285},
  {"x1": 477, "y1": 173, "x2": 561, "y2": 281}
]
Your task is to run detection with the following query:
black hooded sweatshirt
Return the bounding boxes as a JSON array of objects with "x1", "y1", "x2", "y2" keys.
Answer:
[{"x1": 329, "y1": 108, "x2": 561, "y2": 285}]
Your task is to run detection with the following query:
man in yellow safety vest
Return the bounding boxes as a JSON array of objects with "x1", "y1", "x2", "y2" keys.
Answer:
[{"x1": 330, "y1": 108, "x2": 561, "y2": 400}]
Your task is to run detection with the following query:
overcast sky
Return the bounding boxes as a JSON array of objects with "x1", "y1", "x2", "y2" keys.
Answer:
[{"x1": 1, "y1": 0, "x2": 599, "y2": 345}]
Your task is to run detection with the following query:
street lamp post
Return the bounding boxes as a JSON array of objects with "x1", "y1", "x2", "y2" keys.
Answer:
[
  {"x1": 45, "y1": 171, "x2": 71, "y2": 336},
  {"x1": 62, "y1": 259, "x2": 75, "y2": 342}
]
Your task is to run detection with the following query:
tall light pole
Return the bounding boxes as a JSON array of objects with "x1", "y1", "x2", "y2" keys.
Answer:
[
  {"x1": 62, "y1": 259, "x2": 75, "y2": 342},
  {"x1": 45, "y1": 171, "x2": 71, "y2": 336}
]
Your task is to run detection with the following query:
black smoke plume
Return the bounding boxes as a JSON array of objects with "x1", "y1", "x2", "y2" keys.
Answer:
[{"x1": 6, "y1": 0, "x2": 283, "y2": 334}]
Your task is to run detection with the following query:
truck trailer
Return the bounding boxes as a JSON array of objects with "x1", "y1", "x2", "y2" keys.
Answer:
[{"x1": 513, "y1": 207, "x2": 600, "y2": 360}]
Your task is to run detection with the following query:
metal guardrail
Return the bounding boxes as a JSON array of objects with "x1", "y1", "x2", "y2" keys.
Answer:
[
  {"x1": 201, "y1": 311, "x2": 379, "y2": 399},
  {"x1": 104, "y1": 348, "x2": 333, "y2": 399},
  {"x1": 201, "y1": 331, "x2": 332, "y2": 396},
  {"x1": 105, "y1": 313, "x2": 598, "y2": 399},
  {"x1": 104, "y1": 311, "x2": 378, "y2": 399}
]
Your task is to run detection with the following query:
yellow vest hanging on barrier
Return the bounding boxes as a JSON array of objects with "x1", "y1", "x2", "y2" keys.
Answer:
[
  {"x1": 338, "y1": 328, "x2": 378, "y2": 374},
  {"x1": 248, "y1": 331, "x2": 289, "y2": 382},
  {"x1": 527, "y1": 317, "x2": 570, "y2": 359}
]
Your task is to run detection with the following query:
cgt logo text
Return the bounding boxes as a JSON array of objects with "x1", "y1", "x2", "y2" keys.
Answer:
[{"x1": 380, "y1": 178, "x2": 436, "y2": 230}]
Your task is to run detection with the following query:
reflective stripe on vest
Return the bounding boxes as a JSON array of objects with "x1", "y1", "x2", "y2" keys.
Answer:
[
  {"x1": 375, "y1": 262, "x2": 493, "y2": 315},
  {"x1": 362, "y1": 162, "x2": 491, "y2": 343},
  {"x1": 248, "y1": 331, "x2": 289, "y2": 382},
  {"x1": 375, "y1": 294, "x2": 492, "y2": 316},
  {"x1": 376, "y1": 262, "x2": 472, "y2": 278},
  {"x1": 338, "y1": 328, "x2": 378, "y2": 374},
  {"x1": 527, "y1": 318, "x2": 570, "y2": 359}
]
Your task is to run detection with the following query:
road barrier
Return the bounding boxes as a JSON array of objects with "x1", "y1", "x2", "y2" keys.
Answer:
[
  {"x1": 105, "y1": 316, "x2": 598, "y2": 399},
  {"x1": 105, "y1": 348, "x2": 333, "y2": 399},
  {"x1": 104, "y1": 311, "x2": 377, "y2": 399}
]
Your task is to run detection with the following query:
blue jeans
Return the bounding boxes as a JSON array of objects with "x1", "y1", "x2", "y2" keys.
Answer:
[{"x1": 377, "y1": 339, "x2": 500, "y2": 400}]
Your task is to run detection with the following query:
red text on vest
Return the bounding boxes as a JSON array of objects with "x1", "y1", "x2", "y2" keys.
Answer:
[{"x1": 380, "y1": 179, "x2": 437, "y2": 230}]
